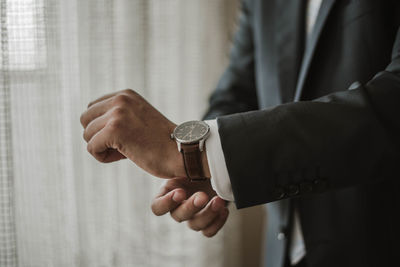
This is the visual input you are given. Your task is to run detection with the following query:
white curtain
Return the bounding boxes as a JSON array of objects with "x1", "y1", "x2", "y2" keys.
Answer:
[{"x1": 0, "y1": 0, "x2": 243, "y2": 266}]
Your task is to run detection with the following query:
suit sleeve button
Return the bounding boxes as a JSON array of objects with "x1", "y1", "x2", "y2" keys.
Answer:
[
  {"x1": 348, "y1": 81, "x2": 361, "y2": 90},
  {"x1": 287, "y1": 185, "x2": 300, "y2": 196},
  {"x1": 273, "y1": 187, "x2": 286, "y2": 199}
]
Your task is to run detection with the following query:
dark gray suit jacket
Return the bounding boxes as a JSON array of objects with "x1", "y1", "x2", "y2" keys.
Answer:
[{"x1": 204, "y1": 0, "x2": 400, "y2": 266}]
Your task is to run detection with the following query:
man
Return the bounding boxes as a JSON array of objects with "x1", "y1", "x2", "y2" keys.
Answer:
[{"x1": 80, "y1": 0, "x2": 400, "y2": 266}]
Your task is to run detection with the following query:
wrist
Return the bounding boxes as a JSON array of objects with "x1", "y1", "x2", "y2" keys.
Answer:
[{"x1": 168, "y1": 125, "x2": 187, "y2": 178}]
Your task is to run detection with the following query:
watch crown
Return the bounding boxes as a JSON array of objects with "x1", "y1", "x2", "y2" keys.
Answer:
[{"x1": 170, "y1": 133, "x2": 175, "y2": 140}]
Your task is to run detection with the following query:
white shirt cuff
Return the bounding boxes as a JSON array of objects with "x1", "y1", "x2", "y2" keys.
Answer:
[
  {"x1": 205, "y1": 119, "x2": 234, "y2": 202},
  {"x1": 289, "y1": 210, "x2": 306, "y2": 265}
]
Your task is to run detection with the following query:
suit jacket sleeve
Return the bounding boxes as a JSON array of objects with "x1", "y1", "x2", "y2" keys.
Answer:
[
  {"x1": 203, "y1": 0, "x2": 258, "y2": 120},
  {"x1": 218, "y1": 27, "x2": 400, "y2": 209}
]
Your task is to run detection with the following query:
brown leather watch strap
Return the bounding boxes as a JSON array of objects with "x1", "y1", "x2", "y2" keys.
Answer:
[{"x1": 181, "y1": 143, "x2": 207, "y2": 181}]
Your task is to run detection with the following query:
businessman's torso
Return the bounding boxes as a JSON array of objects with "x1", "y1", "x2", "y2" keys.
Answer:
[{"x1": 249, "y1": 0, "x2": 400, "y2": 266}]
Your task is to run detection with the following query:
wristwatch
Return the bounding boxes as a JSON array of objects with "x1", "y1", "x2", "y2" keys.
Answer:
[{"x1": 171, "y1": 120, "x2": 210, "y2": 181}]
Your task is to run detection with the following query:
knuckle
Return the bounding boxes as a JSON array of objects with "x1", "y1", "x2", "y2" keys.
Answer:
[
  {"x1": 111, "y1": 106, "x2": 126, "y2": 119},
  {"x1": 123, "y1": 88, "x2": 135, "y2": 95},
  {"x1": 108, "y1": 108, "x2": 127, "y2": 131},
  {"x1": 108, "y1": 118, "x2": 123, "y2": 131},
  {"x1": 113, "y1": 94, "x2": 131, "y2": 107},
  {"x1": 124, "y1": 89, "x2": 144, "y2": 102}
]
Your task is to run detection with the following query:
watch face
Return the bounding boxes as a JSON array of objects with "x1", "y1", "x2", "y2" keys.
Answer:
[{"x1": 173, "y1": 121, "x2": 210, "y2": 144}]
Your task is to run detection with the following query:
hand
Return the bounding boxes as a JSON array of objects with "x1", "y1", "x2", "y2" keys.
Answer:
[
  {"x1": 80, "y1": 89, "x2": 185, "y2": 178},
  {"x1": 151, "y1": 178, "x2": 229, "y2": 237}
]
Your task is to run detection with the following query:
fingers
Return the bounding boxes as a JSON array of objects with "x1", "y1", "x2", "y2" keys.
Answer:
[
  {"x1": 83, "y1": 108, "x2": 127, "y2": 163},
  {"x1": 80, "y1": 97, "x2": 113, "y2": 128},
  {"x1": 87, "y1": 91, "x2": 118, "y2": 108},
  {"x1": 150, "y1": 180, "x2": 229, "y2": 237},
  {"x1": 81, "y1": 89, "x2": 137, "y2": 128},
  {"x1": 86, "y1": 127, "x2": 109, "y2": 156},
  {"x1": 86, "y1": 89, "x2": 136, "y2": 108},
  {"x1": 201, "y1": 208, "x2": 229, "y2": 238},
  {"x1": 187, "y1": 196, "x2": 226, "y2": 231},
  {"x1": 101, "y1": 149, "x2": 127, "y2": 163},
  {"x1": 86, "y1": 127, "x2": 125, "y2": 163},
  {"x1": 170, "y1": 191, "x2": 209, "y2": 222},
  {"x1": 151, "y1": 188, "x2": 186, "y2": 216},
  {"x1": 83, "y1": 112, "x2": 109, "y2": 142}
]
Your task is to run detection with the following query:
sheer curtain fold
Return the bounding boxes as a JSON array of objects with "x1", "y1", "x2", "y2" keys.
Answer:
[
  {"x1": 1, "y1": 0, "x2": 242, "y2": 266},
  {"x1": 1, "y1": 2, "x2": 18, "y2": 266}
]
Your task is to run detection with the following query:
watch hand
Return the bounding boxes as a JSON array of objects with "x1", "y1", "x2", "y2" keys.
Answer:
[{"x1": 182, "y1": 131, "x2": 191, "y2": 140}]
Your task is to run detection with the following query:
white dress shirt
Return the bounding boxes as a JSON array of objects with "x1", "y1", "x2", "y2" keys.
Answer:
[{"x1": 205, "y1": 0, "x2": 323, "y2": 265}]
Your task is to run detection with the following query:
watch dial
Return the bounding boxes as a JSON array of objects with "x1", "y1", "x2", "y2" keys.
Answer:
[{"x1": 174, "y1": 121, "x2": 209, "y2": 143}]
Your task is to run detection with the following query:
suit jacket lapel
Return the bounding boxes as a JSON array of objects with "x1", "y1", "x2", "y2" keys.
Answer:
[
  {"x1": 275, "y1": 0, "x2": 306, "y2": 103},
  {"x1": 294, "y1": 0, "x2": 336, "y2": 101}
]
